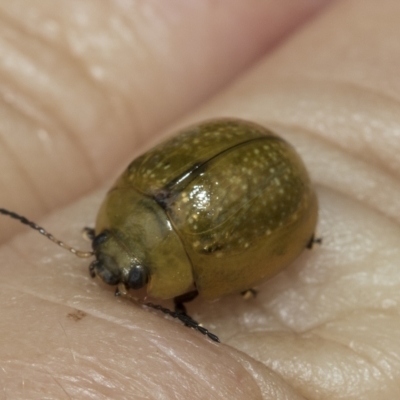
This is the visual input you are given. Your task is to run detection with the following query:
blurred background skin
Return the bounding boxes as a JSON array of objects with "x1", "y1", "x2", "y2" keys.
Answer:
[
  {"x1": 3, "y1": 1, "x2": 400, "y2": 399},
  {"x1": 0, "y1": 0, "x2": 330, "y2": 243}
]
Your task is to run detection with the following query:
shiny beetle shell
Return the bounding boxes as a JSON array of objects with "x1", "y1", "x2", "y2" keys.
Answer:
[{"x1": 92, "y1": 119, "x2": 318, "y2": 300}]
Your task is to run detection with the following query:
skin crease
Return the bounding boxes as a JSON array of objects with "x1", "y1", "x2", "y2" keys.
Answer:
[{"x1": 3, "y1": 0, "x2": 400, "y2": 398}]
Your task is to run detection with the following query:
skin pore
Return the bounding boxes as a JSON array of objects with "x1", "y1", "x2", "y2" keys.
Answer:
[{"x1": 2, "y1": 1, "x2": 400, "y2": 398}]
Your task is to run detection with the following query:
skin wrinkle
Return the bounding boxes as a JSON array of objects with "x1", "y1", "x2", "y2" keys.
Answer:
[
  {"x1": 4, "y1": 360, "x2": 79, "y2": 399},
  {"x1": 4, "y1": 317, "x2": 167, "y2": 399},
  {"x1": 5, "y1": 241, "x2": 151, "y2": 337},
  {"x1": 278, "y1": 78, "x2": 400, "y2": 174},
  {"x1": 312, "y1": 78, "x2": 400, "y2": 161},
  {"x1": 57, "y1": 366, "x2": 121, "y2": 400},
  {"x1": 309, "y1": 328, "x2": 396, "y2": 387},
  {"x1": 150, "y1": 340, "x2": 223, "y2": 394},
  {"x1": 0, "y1": 2, "x2": 125, "y2": 73},
  {"x1": 0, "y1": 96, "x2": 94, "y2": 212},
  {"x1": 0, "y1": 10, "x2": 60, "y2": 50},
  {"x1": 1, "y1": 247, "x2": 206, "y2": 351},
  {"x1": 3, "y1": 364, "x2": 167, "y2": 399},
  {"x1": 251, "y1": 303, "x2": 400, "y2": 392},
  {"x1": 101, "y1": 13, "x2": 156, "y2": 117},
  {"x1": 221, "y1": 367, "x2": 265, "y2": 400},
  {"x1": 147, "y1": 340, "x2": 211, "y2": 399},
  {"x1": 318, "y1": 180, "x2": 400, "y2": 228},
  {"x1": 209, "y1": 75, "x2": 400, "y2": 178},
  {"x1": 311, "y1": 331, "x2": 386, "y2": 378},
  {"x1": 318, "y1": 140, "x2": 400, "y2": 220},
  {"x1": 269, "y1": 284, "x2": 389, "y2": 334},
  {"x1": 49, "y1": 374, "x2": 73, "y2": 400},
  {"x1": 62, "y1": 21, "x2": 141, "y2": 113},
  {"x1": 250, "y1": 253, "x2": 400, "y2": 338},
  {"x1": 79, "y1": 5, "x2": 191, "y2": 135},
  {"x1": 0, "y1": 20, "x2": 124, "y2": 184},
  {"x1": 252, "y1": 117, "x2": 400, "y2": 227},
  {"x1": 147, "y1": 335, "x2": 241, "y2": 399},
  {"x1": 63, "y1": 12, "x2": 156, "y2": 162},
  {"x1": 106, "y1": 16, "x2": 168, "y2": 134},
  {"x1": 0, "y1": 87, "x2": 99, "y2": 210},
  {"x1": 74, "y1": 356, "x2": 147, "y2": 398},
  {"x1": 226, "y1": 355, "x2": 280, "y2": 400},
  {"x1": 309, "y1": 336, "x2": 392, "y2": 397},
  {"x1": 0, "y1": 40, "x2": 100, "y2": 190},
  {"x1": 303, "y1": 76, "x2": 400, "y2": 111},
  {"x1": 79, "y1": 332, "x2": 225, "y2": 400},
  {"x1": 269, "y1": 121, "x2": 353, "y2": 165},
  {"x1": 0, "y1": 3, "x2": 141, "y2": 115},
  {"x1": 58, "y1": 321, "x2": 77, "y2": 364},
  {"x1": 0, "y1": 131, "x2": 49, "y2": 209},
  {"x1": 246, "y1": 333, "x2": 383, "y2": 400}
]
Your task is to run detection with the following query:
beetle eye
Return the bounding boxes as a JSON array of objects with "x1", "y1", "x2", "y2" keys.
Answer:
[
  {"x1": 92, "y1": 231, "x2": 109, "y2": 250},
  {"x1": 127, "y1": 264, "x2": 148, "y2": 290}
]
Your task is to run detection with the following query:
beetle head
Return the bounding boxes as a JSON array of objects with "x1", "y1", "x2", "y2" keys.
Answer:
[{"x1": 89, "y1": 230, "x2": 148, "y2": 290}]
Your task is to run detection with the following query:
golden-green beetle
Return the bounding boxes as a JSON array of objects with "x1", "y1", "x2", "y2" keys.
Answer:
[
  {"x1": 90, "y1": 118, "x2": 318, "y2": 300},
  {"x1": 0, "y1": 118, "x2": 318, "y2": 341}
]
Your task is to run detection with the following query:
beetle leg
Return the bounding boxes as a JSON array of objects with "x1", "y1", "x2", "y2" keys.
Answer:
[
  {"x1": 88, "y1": 260, "x2": 98, "y2": 278},
  {"x1": 82, "y1": 227, "x2": 95, "y2": 241},
  {"x1": 306, "y1": 234, "x2": 323, "y2": 249},
  {"x1": 241, "y1": 288, "x2": 257, "y2": 300},
  {"x1": 144, "y1": 302, "x2": 220, "y2": 342},
  {"x1": 173, "y1": 290, "x2": 199, "y2": 315},
  {"x1": 114, "y1": 284, "x2": 128, "y2": 297}
]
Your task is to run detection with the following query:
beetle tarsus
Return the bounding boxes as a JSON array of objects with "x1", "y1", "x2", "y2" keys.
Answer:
[
  {"x1": 82, "y1": 227, "x2": 95, "y2": 241},
  {"x1": 144, "y1": 302, "x2": 220, "y2": 342},
  {"x1": 88, "y1": 261, "x2": 97, "y2": 278},
  {"x1": 306, "y1": 234, "x2": 322, "y2": 249},
  {"x1": 174, "y1": 303, "x2": 187, "y2": 315},
  {"x1": 241, "y1": 288, "x2": 257, "y2": 299},
  {"x1": 173, "y1": 290, "x2": 199, "y2": 315}
]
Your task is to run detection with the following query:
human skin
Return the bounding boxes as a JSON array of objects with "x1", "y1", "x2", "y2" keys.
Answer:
[{"x1": 2, "y1": 0, "x2": 400, "y2": 399}]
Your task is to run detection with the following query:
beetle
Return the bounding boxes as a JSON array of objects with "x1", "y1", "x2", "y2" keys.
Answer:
[{"x1": 1, "y1": 118, "x2": 318, "y2": 342}]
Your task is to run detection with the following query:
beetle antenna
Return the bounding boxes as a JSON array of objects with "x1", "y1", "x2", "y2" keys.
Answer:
[
  {"x1": 0, "y1": 208, "x2": 94, "y2": 258},
  {"x1": 143, "y1": 302, "x2": 220, "y2": 343}
]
